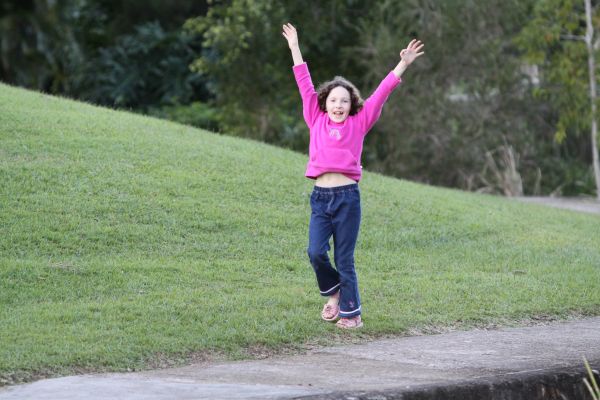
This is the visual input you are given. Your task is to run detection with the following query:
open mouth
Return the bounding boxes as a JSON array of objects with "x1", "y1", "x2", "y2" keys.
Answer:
[{"x1": 332, "y1": 111, "x2": 345, "y2": 117}]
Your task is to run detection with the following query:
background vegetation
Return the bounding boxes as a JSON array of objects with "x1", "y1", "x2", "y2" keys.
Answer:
[{"x1": 1, "y1": 0, "x2": 598, "y2": 195}]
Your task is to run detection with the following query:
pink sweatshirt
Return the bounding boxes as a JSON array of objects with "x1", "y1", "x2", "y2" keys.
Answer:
[{"x1": 293, "y1": 62, "x2": 401, "y2": 182}]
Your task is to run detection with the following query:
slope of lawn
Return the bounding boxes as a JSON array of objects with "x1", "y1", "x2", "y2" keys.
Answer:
[{"x1": 1, "y1": 82, "x2": 599, "y2": 384}]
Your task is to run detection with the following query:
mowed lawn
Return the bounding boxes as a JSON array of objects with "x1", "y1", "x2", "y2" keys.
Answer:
[{"x1": 1, "y1": 82, "x2": 599, "y2": 384}]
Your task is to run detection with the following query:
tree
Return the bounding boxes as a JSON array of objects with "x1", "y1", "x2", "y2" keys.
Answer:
[
  {"x1": 516, "y1": 0, "x2": 600, "y2": 199},
  {"x1": 0, "y1": 0, "x2": 210, "y2": 108},
  {"x1": 0, "y1": 0, "x2": 83, "y2": 93},
  {"x1": 185, "y1": 0, "x2": 372, "y2": 148},
  {"x1": 349, "y1": 0, "x2": 554, "y2": 195},
  {"x1": 188, "y1": 0, "x2": 561, "y2": 195},
  {"x1": 584, "y1": 0, "x2": 600, "y2": 199}
]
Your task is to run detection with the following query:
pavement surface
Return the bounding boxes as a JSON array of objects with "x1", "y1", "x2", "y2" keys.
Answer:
[
  {"x1": 1, "y1": 317, "x2": 599, "y2": 400},
  {"x1": 513, "y1": 196, "x2": 600, "y2": 215}
]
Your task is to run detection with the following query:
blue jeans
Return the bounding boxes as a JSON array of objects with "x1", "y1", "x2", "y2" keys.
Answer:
[{"x1": 307, "y1": 184, "x2": 362, "y2": 318}]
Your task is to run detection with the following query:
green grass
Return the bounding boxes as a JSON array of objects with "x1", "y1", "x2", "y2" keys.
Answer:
[{"x1": 1, "y1": 82, "x2": 600, "y2": 384}]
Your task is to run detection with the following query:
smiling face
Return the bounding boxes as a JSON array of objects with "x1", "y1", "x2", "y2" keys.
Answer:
[{"x1": 326, "y1": 86, "x2": 351, "y2": 123}]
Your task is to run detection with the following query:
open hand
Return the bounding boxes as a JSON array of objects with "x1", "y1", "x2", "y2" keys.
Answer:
[
  {"x1": 400, "y1": 39, "x2": 425, "y2": 65},
  {"x1": 282, "y1": 23, "x2": 299, "y2": 48}
]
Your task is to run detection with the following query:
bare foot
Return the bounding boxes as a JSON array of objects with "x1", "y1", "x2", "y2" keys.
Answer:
[{"x1": 326, "y1": 291, "x2": 339, "y2": 306}]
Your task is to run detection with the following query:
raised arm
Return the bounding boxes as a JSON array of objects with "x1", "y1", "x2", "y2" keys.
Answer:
[
  {"x1": 361, "y1": 39, "x2": 425, "y2": 133},
  {"x1": 283, "y1": 23, "x2": 321, "y2": 127},
  {"x1": 282, "y1": 23, "x2": 304, "y2": 66}
]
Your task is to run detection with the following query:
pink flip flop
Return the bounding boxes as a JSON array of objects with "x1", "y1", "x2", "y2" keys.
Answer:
[
  {"x1": 321, "y1": 303, "x2": 340, "y2": 322},
  {"x1": 336, "y1": 315, "x2": 363, "y2": 329}
]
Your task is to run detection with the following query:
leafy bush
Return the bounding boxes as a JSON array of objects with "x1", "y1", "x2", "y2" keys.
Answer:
[
  {"x1": 75, "y1": 21, "x2": 206, "y2": 110},
  {"x1": 147, "y1": 101, "x2": 219, "y2": 132}
]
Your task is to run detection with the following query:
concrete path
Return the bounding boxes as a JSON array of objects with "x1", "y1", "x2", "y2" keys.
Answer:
[
  {"x1": 513, "y1": 196, "x2": 600, "y2": 215},
  {"x1": 2, "y1": 317, "x2": 599, "y2": 399}
]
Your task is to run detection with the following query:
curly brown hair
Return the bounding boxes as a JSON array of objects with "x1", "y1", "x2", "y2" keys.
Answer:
[{"x1": 316, "y1": 76, "x2": 364, "y2": 116}]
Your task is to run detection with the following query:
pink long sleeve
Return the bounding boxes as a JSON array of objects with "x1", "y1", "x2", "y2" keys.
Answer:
[
  {"x1": 292, "y1": 62, "x2": 321, "y2": 127},
  {"x1": 358, "y1": 72, "x2": 402, "y2": 134}
]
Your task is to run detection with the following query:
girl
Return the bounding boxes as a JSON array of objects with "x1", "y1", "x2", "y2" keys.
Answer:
[{"x1": 282, "y1": 23, "x2": 424, "y2": 329}]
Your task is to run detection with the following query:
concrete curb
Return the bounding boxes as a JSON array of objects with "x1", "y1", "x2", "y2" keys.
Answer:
[
  {"x1": 296, "y1": 364, "x2": 600, "y2": 400},
  {"x1": 2, "y1": 318, "x2": 600, "y2": 400}
]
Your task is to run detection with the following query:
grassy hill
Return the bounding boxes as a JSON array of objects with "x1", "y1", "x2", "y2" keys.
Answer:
[{"x1": 1, "y1": 82, "x2": 599, "y2": 384}]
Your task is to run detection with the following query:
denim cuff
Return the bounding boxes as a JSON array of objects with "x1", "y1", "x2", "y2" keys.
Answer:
[
  {"x1": 320, "y1": 283, "x2": 340, "y2": 296},
  {"x1": 339, "y1": 305, "x2": 361, "y2": 318}
]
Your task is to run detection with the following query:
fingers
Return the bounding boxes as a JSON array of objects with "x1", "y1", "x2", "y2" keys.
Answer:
[
  {"x1": 282, "y1": 23, "x2": 298, "y2": 41},
  {"x1": 401, "y1": 39, "x2": 424, "y2": 59},
  {"x1": 410, "y1": 40, "x2": 424, "y2": 51},
  {"x1": 282, "y1": 23, "x2": 296, "y2": 35}
]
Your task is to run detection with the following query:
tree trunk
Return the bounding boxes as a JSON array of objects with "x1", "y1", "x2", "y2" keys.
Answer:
[{"x1": 584, "y1": 0, "x2": 600, "y2": 200}]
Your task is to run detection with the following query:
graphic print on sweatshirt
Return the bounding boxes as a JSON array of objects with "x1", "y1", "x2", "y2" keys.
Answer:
[{"x1": 328, "y1": 128, "x2": 341, "y2": 141}]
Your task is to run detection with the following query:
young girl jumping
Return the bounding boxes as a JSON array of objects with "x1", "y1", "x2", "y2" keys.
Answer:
[{"x1": 282, "y1": 23, "x2": 424, "y2": 329}]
